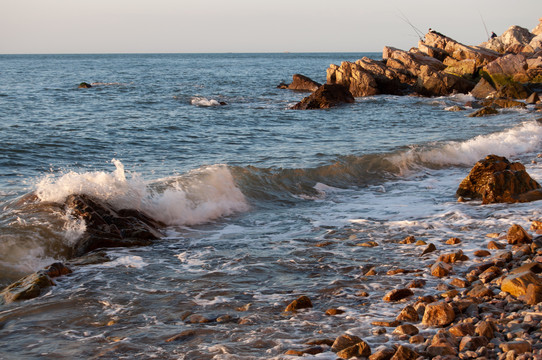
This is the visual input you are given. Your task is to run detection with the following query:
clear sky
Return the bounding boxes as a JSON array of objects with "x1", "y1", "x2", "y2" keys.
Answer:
[{"x1": 1, "y1": 0, "x2": 541, "y2": 54}]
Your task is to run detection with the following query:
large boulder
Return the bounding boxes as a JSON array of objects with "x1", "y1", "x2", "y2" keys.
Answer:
[
  {"x1": 456, "y1": 155, "x2": 542, "y2": 204},
  {"x1": 327, "y1": 61, "x2": 380, "y2": 97},
  {"x1": 533, "y1": 18, "x2": 542, "y2": 36},
  {"x1": 416, "y1": 64, "x2": 475, "y2": 96},
  {"x1": 291, "y1": 84, "x2": 355, "y2": 110},
  {"x1": 287, "y1": 74, "x2": 321, "y2": 92},
  {"x1": 470, "y1": 78, "x2": 496, "y2": 99},
  {"x1": 484, "y1": 54, "x2": 530, "y2": 84},
  {"x1": 481, "y1": 25, "x2": 536, "y2": 54},
  {"x1": 65, "y1": 194, "x2": 164, "y2": 257}
]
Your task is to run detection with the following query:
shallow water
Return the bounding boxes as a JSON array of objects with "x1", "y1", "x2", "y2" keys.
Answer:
[{"x1": 0, "y1": 53, "x2": 541, "y2": 359}]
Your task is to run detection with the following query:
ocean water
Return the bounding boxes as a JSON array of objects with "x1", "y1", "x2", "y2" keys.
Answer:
[{"x1": 1, "y1": 53, "x2": 542, "y2": 359}]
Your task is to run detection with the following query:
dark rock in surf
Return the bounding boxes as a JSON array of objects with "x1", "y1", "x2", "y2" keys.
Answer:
[
  {"x1": 470, "y1": 78, "x2": 497, "y2": 99},
  {"x1": 284, "y1": 295, "x2": 313, "y2": 312},
  {"x1": 291, "y1": 84, "x2": 354, "y2": 110},
  {"x1": 64, "y1": 194, "x2": 164, "y2": 257},
  {"x1": 468, "y1": 106, "x2": 499, "y2": 117},
  {"x1": 78, "y1": 82, "x2": 92, "y2": 88},
  {"x1": 287, "y1": 74, "x2": 321, "y2": 92},
  {"x1": 0, "y1": 262, "x2": 71, "y2": 304},
  {"x1": 456, "y1": 155, "x2": 542, "y2": 204}
]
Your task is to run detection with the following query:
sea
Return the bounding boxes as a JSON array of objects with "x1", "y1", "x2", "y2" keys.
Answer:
[{"x1": 1, "y1": 53, "x2": 542, "y2": 359}]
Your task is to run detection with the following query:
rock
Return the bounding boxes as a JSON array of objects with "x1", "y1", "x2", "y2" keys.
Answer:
[
  {"x1": 393, "y1": 324, "x2": 419, "y2": 336},
  {"x1": 291, "y1": 84, "x2": 355, "y2": 110},
  {"x1": 525, "y1": 283, "x2": 542, "y2": 304},
  {"x1": 444, "y1": 58, "x2": 477, "y2": 78},
  {"x1": 471, "y1": 78, "x2": 497, "y2": 99},
  {"x1": 446, "y1": 237, "x2": 462, "y2": 245},
  {"x1": 479, "y1": 266, "x2": 502, "y2": 283},
  {"x1": 396, "y1": 305, "x2": 419, "y2": 322},
  {"x1": 468, "y1": 106, "x2": 499, "y2": 117},
  {"x1": 407, "y1": 279, "x2": 426, "y2": 289},
  {"x1": 481, "y1": 25, "x2": 535, "y2": 54},
  {"x1": 459, "y1": 335, "x2": 489, "y2": 352},
  {"x1": 481, "y1": 98, "x2": 527, "y2": 109},
  {"x1": 526, "y1": 92, "x2": 541, "y2": 104},
  {"x1": 332, "y1": 334, "x2": 363, "y2": 352},
  {"x1": 400, "y1": 235, "x2": 416, "y2": 244},
  {"x1": 409, "y1": 335, "x2": 425, "y2": 344},
  {"x1": 390, "y1": 345, "x2": 419, "y2": 360},
  {"x1": 431, "y1": 261, "x2": 452, "y2": 277},
  {"x1": 416, "y1": 64, "x2": 475, "y2": 97},
  {"x1": 426, "y1": 343, "x2": 457, "y2": 357},
  {"x1": 467, "y1": 284, "x2": 495, "y2": 298},
  {"x1": 326, "y1": 61, "x2": 380, "y2": 97},
  {"x1": 494, "y1": 81, "x2": 532, "y2": 100},
  {"x1": 450, "y1": 278, "x2": 470, "y2": 288},
  {"x1": 455, "y1": 155, "x2": 542, "y2": 204},
  {"x1": 438, "y1": 250, "x2": 468, "y2": 263},
  {"x1": 474, "y1": 250, "x2": 491, "y2": 258},
  {"x1": 285, "y1": 347, "x2": 324, "y2": 356},
  {"x1": 0, "y1": 262, "x2": 71, "y2": 304},
  {"x1": 325, "y1": 308, "x2": 345, "y2": 316},
  {"x1": 499, "y1": 341, "x2": 532, "y2": 354},
  {"x1": 64, "y1": 194, "x2": 164, "y2": 257},
  {"x1": 336, "y1": 340, "x2": 371, "y2": 359},
  {"x1": 475, "y1": 320, "x2": 496, "y2": 339},
  {"x1": 510, "y1": 262, "x2": 542, "y2": 274},
  {"x1": 533, "y1": 18, "x2": 542, "y2": 36},
  {"x1": 287, "y1": 74, "x2": 321, "y2": 92},
  {"x1": 488, "y1": 240, "x2": 505, "y2": 250},
  {"x1": 421, "y1": 243, "x2": 437, "y2": 255},
  {"x1": 284, "y1": 295, "x2": 313, "y2": 312},
  {"x1": 78, "y1": 82, "x2": 92, "y2": 88},
  {"x1": 371, "y1": 319, "x2": 400, "y2": 327},
  {"x1": 383, "y1": 288, "x2": 414, "y2": 302},
  {"x1": 422, "y1": 301, "x2": 455, "y2": 327},
  {"x1": 449, "y1": 322, "x2": 475, "y2": 337},
  {"x1": 485, "y1": 53, "x2": 531, "y2": 84},
  {"x1": 369, "y1": 348, "x2": 395, "y2": 360},
  {"x1": 501, "y1": 271, "x2": 542, "y2": 297},
  {"x1": 507, "y1": 224, "x2": 533, "y2": 245}
]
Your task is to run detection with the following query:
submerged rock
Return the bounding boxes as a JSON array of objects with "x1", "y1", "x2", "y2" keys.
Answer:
[
  {"x1": 456, "y1": 155, "x2": 542, "y2": 204},
  {"x1": 78, "y1": 82, "x2": 92, "y2": 88},
  {"x1": 291, "y1": 84, "x2": 354, "y2": 110},
  {"x1": 284, "y1": 295, "x2": 313, "y2": 312}
]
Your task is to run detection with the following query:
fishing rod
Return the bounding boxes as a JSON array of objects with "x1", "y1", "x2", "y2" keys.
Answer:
[
  {"x1": 396, "y1": 10, "x2": 424, "y2": 41},
  {"x1": 478, "y1": 11, "x2": 490, "y2": 41}
]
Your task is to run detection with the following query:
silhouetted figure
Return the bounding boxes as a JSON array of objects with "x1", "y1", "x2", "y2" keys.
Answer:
[{"x1": 491, "y1": 31, "x2": 497, "y2": 39}]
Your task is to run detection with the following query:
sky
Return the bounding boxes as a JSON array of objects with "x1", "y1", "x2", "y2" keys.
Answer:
[{"x1": 1, "y1": 0, "x2": 541, "y2": 54}]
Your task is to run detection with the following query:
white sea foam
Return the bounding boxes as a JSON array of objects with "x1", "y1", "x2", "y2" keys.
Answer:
[
  {"x1": 190, "y1": 97, "x2": 222, "y2": 107},
  {"x1": 103, "y1": 255, "x2": 148, "y2": 269},
  {"x1": 389, "y1": 120, "x2": 542, "y2": 173},
  {"x1": 35, "y1": 160, "x2": 249, "y2": 227}
]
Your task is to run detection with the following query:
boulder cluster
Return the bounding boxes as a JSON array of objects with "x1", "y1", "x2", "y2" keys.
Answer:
[{"x1": 285, "y1": 18, "x2": 542, "y2": 110}]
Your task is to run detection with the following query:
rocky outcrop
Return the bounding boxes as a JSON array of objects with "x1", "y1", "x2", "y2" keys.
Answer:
[
  {"x1": 65, "y1": 194, "x2": 164, "y2": 257},
  {"x1": 456, "y1": 155, "x2": 542, "y2": 204},
  {"x1": 286, "y1": 74, "x2": 321, "y2": 92},
  {"x1": 0, "y1": 263, "x2": 71, "y2": 304},
  {"x1": 291, "y1": 84, "x2": 354, "y2": 110},
  {"x1": 481, "y1": 26, "x2": 536, "y2": 54}
]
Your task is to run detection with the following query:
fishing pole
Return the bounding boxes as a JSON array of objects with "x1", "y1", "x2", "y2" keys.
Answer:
[
  {"x1": 396, "y1": 10, "x2": 424, "y2": 41},
  {"x1": 478, "y1": 11, "x2": 490, "y2": 41}
]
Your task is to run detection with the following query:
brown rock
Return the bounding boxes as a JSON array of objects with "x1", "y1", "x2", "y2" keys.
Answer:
[
  {"x1": 531, "y1": 219, "x2": 542, "y2": 230},
  {"x1": 78, "y1": 82, "x2": 92, "y2": 88},
  {"x1": 383, "y1": 288, "x2": 414, "y2": 302},
  {"x1": 421, "y1": 243, "x2": 437, "y2": 255},
  {"x1": 471, "y1": 78, "x2": 497, "y2": 99},
  {"x1": 501, "y1": 271, "x2": 542, "y2": 297},
  {"x1": 291, "y1": 84, "x2": 355, "y2": 110},
  {"x1": 369, "y1": 348, "x2": 395, "y2": 360},
  {"x1": 510, "y1": 262, "x2": 542, "y2": 274},
  {"x1": 284, "y1": 295, "x2": 313, "y2": 312},
  {"x1": 285, "y1": 347, "x2": 324, "y2": 356},
  {"x1": 409, "y1": 335, "x2": 425, "y2": 344},
  {"x1": 479, "y1": 266, "x2": 502, "y2": 283},
  {"x1": 365, "y1": 268, "x2": 377, "y2": 276},
  {"x1": 431, "y1": 261, "x2": 452, "y2": 277},
  {"x1": 459, "y1": 335, "x2": 489, "y2": 351},
  {"x1": 507, "y1": 224, "x2": 533, "y2": 245},
  {"x1": 325, "y1": 308, "x2": 345, "y2": 316},
  {"x1": 305, "y1": 339, "x2": 334, "y2": 346},
  {"x1": 393, "y1": 324, "x2": 419, "y2": 336},
  {"x1": 475, "y1": 320, "x2": 496, "y2": 339},
  {"x1": 499, "y1": 340, "x2": 532, "y2": 354},
  {"x1": 456, "y1": 155, "x2": 542, "y2": 204},
  {"x1": 426, "y1": 343, "x2": 457, "y2": 357},
  {"x1": 487, "y1": 240, "x2": 505, "y2": 250},
  {"x1": 407, "y1": 279, "x2": 426, "y2": 289},
  {"x1": 482, "y1": 98, "x2": 527, "y2": 109},
  {"x1": 371, "y1": 319, "x2": 400, "y2": 327},
  {"x1": 400, "y1": 235, "x2": 416, "y2": 244},
  {"x1": 336, "y1": 340, "x2": 371, "y2": 359},
  {"x1": 466, "y1": 284, "x2": 494, "y2": 298},
  {"x1": 438, "y1": 250, "x2": 468, "y2": 263},
  {"x1": 474, "y1": 250, "x2": 491, "y2": 257},
  {"x1": 468, "y1": 106, "x2": 499, "y2": 117},
  {"x1": 390, "y1": 345, "x2": 419, "y2": 360},
  {"x1": 331, "y1": 334, "x2": 363, "y2": 353},
  {"x1": 484, "y1": 53, "x2": 532, "y2": 85},
  {"x1": 526, "y1": 92, "x2": 541, "y2": 104},
  {"x1": 450, "y1": 278, "x2": 470, "y2": 288},
  {"x1": 396, "y1": 305, "x2": 419, "y2": 322},
  {"x1": 525, "y1": 283, "x2": 542, "y2": 305},
  {"x1": 287, "y1": 74, "x2": 321, "y2": 92},
  {"x1": 416, "y1": 64, "x2": 475, "y2": 97},
  {"x1": 449, "y1": 322, "x2": 475, "y2": 337},
  {"x1": 446, "y1": 237, "x2": 461, "y2": 245},
  {"x1": 422, "y1": 301, "x2": 455, "y2": 327}
]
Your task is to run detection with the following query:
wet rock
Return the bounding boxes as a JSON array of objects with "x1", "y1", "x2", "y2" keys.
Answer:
[
  {"x1": 526, "y1": 92, "x2": 541, "y2": 104},
  {"x1": 466, "y1": 284, "x2": 495, "y2": 298},
  {"x1": 456, "y1": 155, "x2": 542, "y2": 204},
  {"x1": 305, "y1": 338, "x2": 334, "y2": 346},
  {"x1": 474, "y1": 250, "x2": 492, "y2": 258},
  {"x1": 488, "y1": 240, "x2": 505, "y2": 250},
  {"x1": 400, "y1": 235, "x2": 416, "y2": 244},
  {"x1": 78, "y1": 82, "x2": 92, "y2": 88},
  {"x1": 291, "y1": 84, "x2": 354, "y2": 110},
  {"x1": 494, "y1": 82, "x2": 531, "y2": 100},
  {"x1": 383, "y1": 288, "x2": 414, "y2": 302},
  {"x1": 475, "y1": 320, "x2": 496, "y2": 339},
  {"x1": 422, "y1": 301, "x2": 455, "y2": 327},
  {"x1": 468, "y1": 106, "x2": 499, "y2": 117},
  {"x1": 331, "y1": 334, "x2": 363, "y2": 352},
  {"x1": 450, "y1": 278, "x2": 470, "y2": 288},
  {"x1": 284, "y1": 295, "x2": 313, "y2": 312},
  {"x1": 371, "y1": 319, "x2": 400, "y2": 327},
  {"x1": 438, "y1": 250, "x2": 468, "y2": 263},
  {"x1": 0, "y1": 262, "x2": 71, "y2": 304},
  {"x1": 65, "y1": 194, "x2": 164, "y2": 257},
  {"x1": 471, "y1": 78, "x2": 497, "y2": 99},
  {"x1": 336, "y1": 340, "x2": 371, "y2": 359},
  {"x1": 407, "y1": 279, "x2": 426, "y2": 289},
  {"x1": 390, "y1": 345, "x2": 419, "y2": 360},
  {"x1": 431, "y1": 261, "x2": 452, "y2": 277},
  {"x1": 421, "y1": 243, "x2": 437, "y2": 256},
  {"x1": 501, "y1": 271, "x2": 542, "y2": 297},
  {"x1": 369, "y1": 348, "x2": 395, "y2": 360},
  {"x1": 409, "y1": 335, "x2": 425, "y2": 344},
  {"x1": 449, "y1": 322, "x2": 475, "y2": 337},
  {"x1": 507, "y1": 224, "x2": 533, "y2": 245},
  {"x1": 525, "y1": 283, "x2": 542, "y2": 305},
  {"x1": 286, "y1": 74, "x2": 321, "y2": 92},
  {"x1": 479, "y1": 266, "x2": 503, "y2": 283},
  {"x1": 459, "y1": 335, "x2": 489, "y2": 352},
  {"x1": 427, "y1": 342, "x2": 458, "y2": 357},
  {"x1": 285, "y1": 347, "x2": 325, "y2": 356},
  {"x1": 446, "y1": 237, "x2": 462, "y2": 245},
  {"x1": 396, "y1": 305, "x2": 419, "y2": 322},
  {"x1": 481, "y1": 98, "x2": 527, "y2": 109},
  {"x1": 393, "y1": 324, "x2": 419, "y2": 336},
  {"x1": 325, "y1": 308, "x2": 345, "y2": 316},
  {"x1": 185, "y1": 314, "x2": 213, "y2": 324}
]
